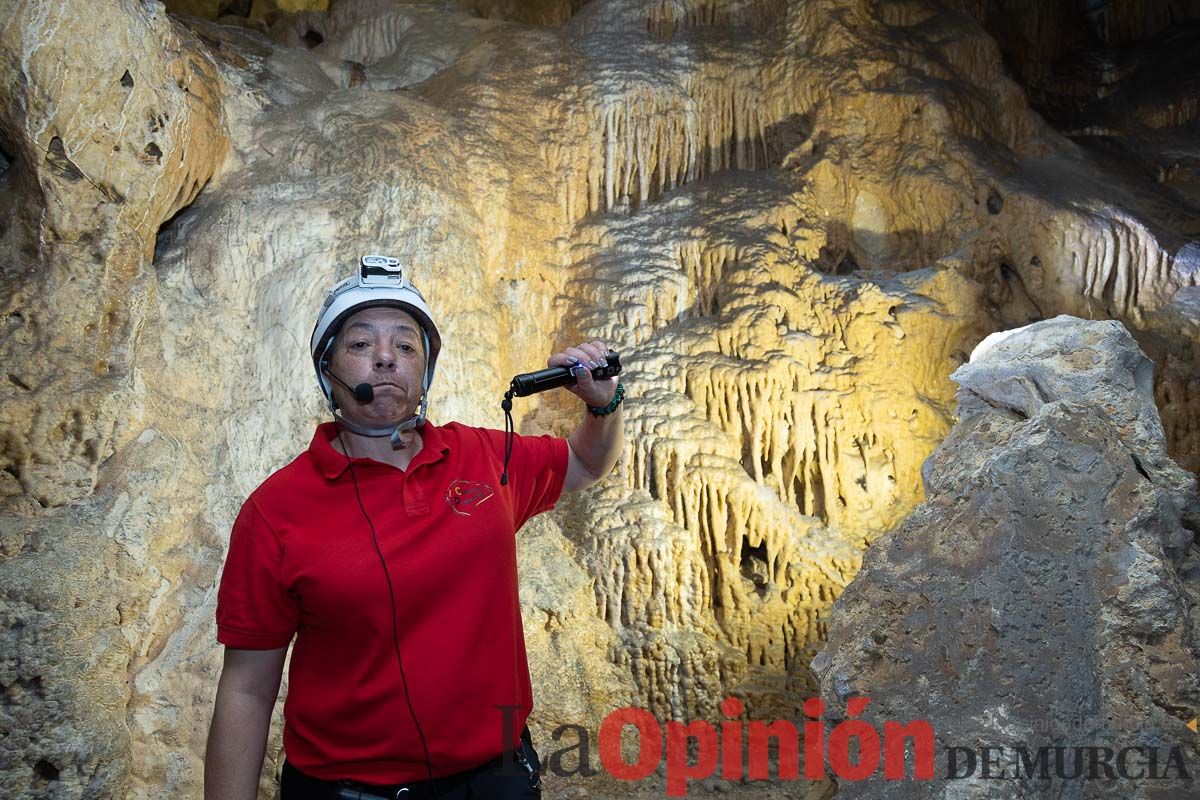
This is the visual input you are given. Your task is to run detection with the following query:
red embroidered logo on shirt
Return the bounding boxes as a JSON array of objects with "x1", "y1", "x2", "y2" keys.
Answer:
[{"x1": 445, "y1": 479, "x2": 495, "y2": 516}]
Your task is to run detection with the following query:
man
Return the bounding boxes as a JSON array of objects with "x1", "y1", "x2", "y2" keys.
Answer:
[{"x1": 204, "y1": 256, "x2": 624, "y2": 799}]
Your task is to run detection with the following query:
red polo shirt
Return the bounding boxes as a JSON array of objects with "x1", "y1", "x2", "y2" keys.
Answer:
[{"x1": 215, "y1": 420, "x2": 569, "y2": 783}]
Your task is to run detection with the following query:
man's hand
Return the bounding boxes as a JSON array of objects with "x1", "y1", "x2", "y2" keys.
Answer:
[
  {"x1": 548, "y1": 339, "x2": 618, "y2": 407},
  {"x1": 553, "y1": 339, "x2": 625, "y2": 492}
]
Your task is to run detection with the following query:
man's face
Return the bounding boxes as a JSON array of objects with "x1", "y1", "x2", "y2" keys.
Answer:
[{"x1": 325, "y1": 306, "x2": 427, "y2": 425}]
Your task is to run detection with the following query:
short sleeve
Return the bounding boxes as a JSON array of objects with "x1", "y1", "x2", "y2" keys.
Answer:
[
  {"x1": 215, "y1": 497, "x2": 300, "y2": 649},
  {"x1": 480, "y1": 428, "x2": 569, "y2": 530}
]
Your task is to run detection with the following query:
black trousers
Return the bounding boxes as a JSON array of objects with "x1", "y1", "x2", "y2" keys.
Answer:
[{"x1": 280, "y1": 730, "x2": 542, "y2": 800}]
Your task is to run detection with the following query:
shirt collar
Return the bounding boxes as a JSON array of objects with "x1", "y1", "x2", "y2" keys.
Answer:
[{"x1": 310, "y1": 419, "x2": 450, "y2": 480}]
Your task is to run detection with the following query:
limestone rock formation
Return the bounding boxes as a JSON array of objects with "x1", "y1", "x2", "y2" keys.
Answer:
[
  {"x1": 0, "y1": 0, "x2": 1197, "y2": 798},
  {"x1": 0, "y1": 1, "x2": 227, "y2": 797},
  {"x1": 811, "y1": 315, "x2": 1200, "y2": 798}
]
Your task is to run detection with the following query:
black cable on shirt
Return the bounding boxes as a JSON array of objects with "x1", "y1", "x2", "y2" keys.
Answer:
[{"x1": 336, "y1": 426, "x2": 440, "y2": 796}]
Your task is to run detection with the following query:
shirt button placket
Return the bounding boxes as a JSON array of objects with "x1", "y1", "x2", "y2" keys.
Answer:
[{"x1": 403, "y1": 469, "x2": 428, "y2": 516}]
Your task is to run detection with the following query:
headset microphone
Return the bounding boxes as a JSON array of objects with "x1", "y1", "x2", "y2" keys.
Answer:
[
  {"x1": 321, "y1": 363, "x2": 425, "y2": 449},
  {"x1": 323, "y1": 365, "x2": 375, "y2": 403}
]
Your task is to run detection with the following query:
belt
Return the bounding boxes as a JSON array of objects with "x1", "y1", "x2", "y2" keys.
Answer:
[{"x1": 282, "y1": 728, "x2": 540, "y2": 800}]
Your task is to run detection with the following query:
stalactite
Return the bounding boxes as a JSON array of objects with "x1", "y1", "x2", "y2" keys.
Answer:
[
  {"x1": 596, "y1": 393, "x2": 862, "y2": 631},
  {"x1": 555, "y1": 72, "x2": 806, "y2": 223},
  {"x1": 644, "y1": 0, "x2": 789, "y2": 40},
  {"x1": 1058, "y1": 210, "x2": 1177, "y2": 318}
]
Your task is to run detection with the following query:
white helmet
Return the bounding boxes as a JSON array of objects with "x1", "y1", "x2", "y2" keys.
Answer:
[{"x1": 310, "y1": 255, "x2": 442, "y2": 440}]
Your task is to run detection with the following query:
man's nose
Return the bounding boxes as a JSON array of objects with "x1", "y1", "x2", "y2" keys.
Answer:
[{"x1": 374, "y1": 341, "x2": 397, "y2": 369}]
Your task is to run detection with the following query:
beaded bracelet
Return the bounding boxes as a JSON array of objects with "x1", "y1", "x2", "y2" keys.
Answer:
[{"x1": 588, "y1": 381, "x2": 625, "y2": 417}]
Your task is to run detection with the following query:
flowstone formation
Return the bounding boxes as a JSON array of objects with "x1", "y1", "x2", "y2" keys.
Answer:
[
  {"x1": 0, "y1": 0, "x2": 1197, "y2": 798},
  {"x1": 812, "y1": 316, "x2": 1200, "y2": 798}
]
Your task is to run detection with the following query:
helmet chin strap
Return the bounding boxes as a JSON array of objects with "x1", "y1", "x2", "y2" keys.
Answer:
[{"x1": 331, "y1": 393, "x2": 429, "y2": 449}]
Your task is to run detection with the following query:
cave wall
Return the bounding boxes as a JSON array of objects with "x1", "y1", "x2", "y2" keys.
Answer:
[
  {"x1": 814, "y1": 315, "x2": 1200, "y2": 799},
  {"x1": 0, "y1": 0, "x2": 1197, "y2": 797}
]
